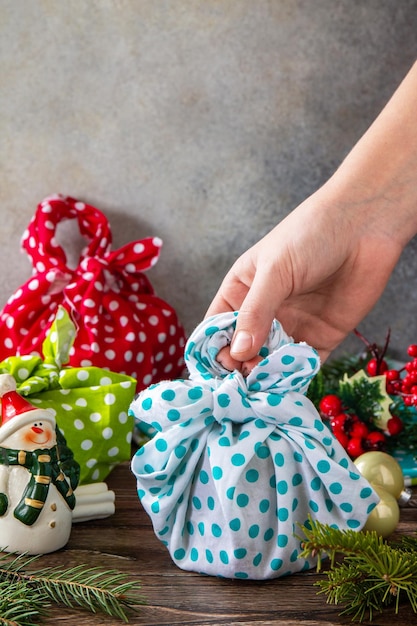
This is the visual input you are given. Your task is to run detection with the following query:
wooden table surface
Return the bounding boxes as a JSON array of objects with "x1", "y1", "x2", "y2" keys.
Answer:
[{"x1": 41, "y1": 461, "x2": 417, "y2": 626}]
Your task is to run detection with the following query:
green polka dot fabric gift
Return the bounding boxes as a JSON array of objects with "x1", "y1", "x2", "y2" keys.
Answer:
[
  {"x1": 130, "y1": 312, "x2": 379, "y2": 580},
  {"x1": 0, "y1": 307, "x2": 136, "y2": 484}
]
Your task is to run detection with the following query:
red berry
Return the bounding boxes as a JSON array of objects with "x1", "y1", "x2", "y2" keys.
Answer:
[
  {"x1": 387, "y1": 415, "x2": 403, "y2": 436},
  {"x1": 365, "y1": 430, "x2": 386, "y2": 450},
  {"x1": 385, "y1": 369, "x2": 400, "y2": 382},
  {"x1": 319, "y1": 394, "x2": 343, "y2": 417},
  {"x1": 350, "y1": 421, "x2": 369, "y2": 439},
  {"x1": 407, "y1": 344, "x2": 417, "y2": 357},
  {"x1": 333, "y1": 429, "x2": 350, "y2": 449},
  {"x1": 366, "y1": 358, "x2": 388, "y2": 376},
  {"x1": 347, "y1": 437, "x2": 366, "y2": 458},
  {"x1": 330, "y1": 413, "x2": 349, "y2": 431}
]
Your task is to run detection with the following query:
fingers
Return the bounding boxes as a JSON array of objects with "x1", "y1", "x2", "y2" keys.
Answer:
[{"x1": 230, "y1": 270, "x2": 285, "y2": 361}]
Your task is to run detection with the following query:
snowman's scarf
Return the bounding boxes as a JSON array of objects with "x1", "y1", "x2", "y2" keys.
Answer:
[{"x1": 0, "y1": 445, "x2": 76, "y2": 525}]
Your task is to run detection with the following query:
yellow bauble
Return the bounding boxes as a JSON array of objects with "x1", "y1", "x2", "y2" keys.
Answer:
[
  {"x1": 354, "y1": 451, "x2": 404, "y2": 499},
  {"x1": 362, "y1": 483, "x2": 400, "y2": 538}
]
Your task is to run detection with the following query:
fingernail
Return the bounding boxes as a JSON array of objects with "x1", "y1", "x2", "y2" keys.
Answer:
[{"x1": 231, "y1": 330, "x2": 253, "y2": 355}]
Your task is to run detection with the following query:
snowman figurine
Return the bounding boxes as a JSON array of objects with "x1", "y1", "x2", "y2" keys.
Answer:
[{"x1": 0, "y1": 374, "x2": 80, "y2": 554}]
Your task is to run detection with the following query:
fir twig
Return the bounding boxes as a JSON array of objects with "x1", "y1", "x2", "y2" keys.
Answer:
[
  {"x1": 0, "y1": 550, "x2": 145, "y2": 625},
  {"x1": 298, "y1": 518, "x2": 417, "y2": 622}
]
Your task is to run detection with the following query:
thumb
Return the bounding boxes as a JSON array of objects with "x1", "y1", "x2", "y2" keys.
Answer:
[{"x1": 230, "y1": 273, "x2": 286, "y2": 361}]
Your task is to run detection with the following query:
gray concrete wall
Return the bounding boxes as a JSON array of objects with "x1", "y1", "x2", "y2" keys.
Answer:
[{"x1": 1, "y1": 0, "x2": 417, "y2": 360}]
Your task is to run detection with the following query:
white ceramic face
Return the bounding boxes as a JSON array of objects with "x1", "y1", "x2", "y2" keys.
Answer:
[{"x1": 1, "y1": 420, "x2": 57, "y2": 451}]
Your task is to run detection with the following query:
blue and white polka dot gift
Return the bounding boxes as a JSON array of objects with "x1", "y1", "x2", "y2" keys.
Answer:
[{"x1": 130, "y1": 312, "x2": 379, "y2": 580}]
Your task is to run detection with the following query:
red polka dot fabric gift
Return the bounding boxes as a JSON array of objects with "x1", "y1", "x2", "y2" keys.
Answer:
[{"x1": 0, "y1": 194, "x2": 186, "y2": 390}]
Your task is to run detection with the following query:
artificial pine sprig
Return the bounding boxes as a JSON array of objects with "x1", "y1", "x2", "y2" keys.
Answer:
[
  {"x1": 298, "y1": 518, "x2": 417, "y2": 622},
  {"x1": 0, "y1": 550, "x2": 145, "y2": 625}
]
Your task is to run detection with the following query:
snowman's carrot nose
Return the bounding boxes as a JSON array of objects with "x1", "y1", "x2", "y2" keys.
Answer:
[{"x1": 32, "y1": 426, "x2": 43, "y2": 434}]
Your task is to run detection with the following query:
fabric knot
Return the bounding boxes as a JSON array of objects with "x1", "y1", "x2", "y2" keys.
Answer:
[{"x1": 211, "y1": 372, "x2": 252, "y2": 424}]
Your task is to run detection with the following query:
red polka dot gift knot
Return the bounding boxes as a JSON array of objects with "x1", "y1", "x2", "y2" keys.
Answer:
[{"x1": 0, "y1": 195, "x2": 186, "y2": 389}]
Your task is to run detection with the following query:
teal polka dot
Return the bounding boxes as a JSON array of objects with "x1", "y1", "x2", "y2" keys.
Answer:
[
  {"x1": 239, "y1": 430, "x2": 250, "y2": 441},
  {"x1": 281, "y1": 355, "x2": 294, "y2": 365},
  {"x1": 207, "y1": 496, "x2": 215, "y2": 510},
  {"x1": 287, "y1": 549, "x2": 298, "y2": 563},
  {"x1": 367, "y1": 502, "x2": 377, "y2": 514},
  {"x1": 246, "y1": 469, "x2": 259, "y2": 483},
  {"x1": 190, "y1": 548, "x2": 199, "y2": 562},
  {"x1": 289, "y1": 416, "x2": 303, "y2": 426},
  {"x1": 188, "y1": 387, "x2": 203, "y2": 400},
  {"x1": 314, "y1": 419, "x2": 325, "y2": 432},
  {"x1": 167, "y1": 409, "x2": 180, "y2": 422},
  {"x1": 186, "y1": 521, "x2": 194, "y2": 535},
  {"x1": 161, "y1": 389, "x2": 176, "y2": 401},
  {"x1": 212, "y1": 523, "x2": 222, "y2": 537},
  {"x1": 226, "y1": 486, "x2": 235, "y2": 499},
  {"x1": 347, "y1": 519, "x2": 361, "y2": 529},
  {"x1": 254, "y1": 418, "x2": 268, "y2": 429},
  {"x1": 305, "y1": 440, "x2": 316, "y2": 450},
  {"x1": 219, "y1": 436, "x2": 231, "y2": 446},
  {"x1": 292, "y1": 473, "x2": 303, "y2": 486},
  {"x1": 317, "y1": 460, "x2": 331, "y2": 474},
  {"x1": 206, "y1": 549, "x2": 214, "y2": 563},
  {"x1": 292, "y1": 497, "x2": 298, "y2": 511},
  {"x1": 277, "y1": 534, "x2": 288, "y2": 548},
  {"x1": 149, "y1": 486, "x2": 161, "y2": 495},
  {"x1": 360, "y1": 487, "x2": 373, "y2": 499},
  {"x1": 310, "y1": 477, "x2": 321, "y2": 491},
  {"x1": 329, "y1": 482, "x2": 343, "y2": 495},
  {"x1": 190, "y1": 439, "x2": 199, "y2": 452},
  {"x1": 212, "y1": 466, "x2": 223, "y2": 480},
  {"x1": 323, "y1": 436, "x2": 333, "y2": 446},
  {"x1": 229, "y1": 517, "x2": 241, "y2": 531},
  {"x1": 264, "y1": 528, "x2": 274, "y2": 541},
  {"x1": 291, "y1": 376, "x2": 304, "y2": 387},
  {"x1": 235, "y1": 572, "x2": 249, "y2": 579},
  {"x1": 248, "y1": 524, "x2": 259, "y2": 538},
  {"x1": 220, "y1": 550, "x2": 229, "y2": 564},
  {"x1": 231, "y1": 453, "x2": 246, "y2": 466},
  {"x1": 199, "y1": 470, "x2": 209, "y2": 484},
  {"x1": 198, "y1": 522, "x2": 205, "y2": 536},
  {"x1": 269, "y1": 475, "x2": 276, "y2": 489},
  {"x1": 259, "y1": 499, "x2": 270, "y2": 513},
  {"x1": 175, "y1": 445, "x2": 187, "y2": 458},
  {"x1": 274, "y1": 452, "x2": 285, "y2": 467},
  {"x1": 138, "y1": 488, "x2": 145, "y2": 499},
  {"x1": 205, "y1": 325, "x2": 219, "y2": 336},
  {"x1": 340, "y1": 457, "x2": 349, "y2": 468},
  {"x1": 271, "y1": 558, "x2": 283, "y2": 571},
  {"x1": 174, "y1": 548, "x2": 186, "y2": 560},
  {"x1": 309, "y1": 500, "x2": 319, "y2": 513},
  {"x1": 256, "y1": 371, "x2": 269, "y2": 380},
  {"x1": 217, "y1": 393, "x2": 231, "y2": 408},
  {"x1": 192, "y1": 496, "x2": 202, "y2": 509},
  {"x1": 141, "y1": 397, "x2": 152, "y2": 410},
  {"x1": 349, "y1": 471, "x2": 361, "y2": 481},
  {"x1": 278, "y1": 507, "x2": 289, "y2": 521},
  {"x1": 144, "y1": 463, "x2": 154, "y2": 473},
  {"x1": 236, "y1": 493, "x2": 249, "y2": 507},
  {"x1": 325, "y1": 498, "x2": 334, "y2": 512},
  {"x1": 293, "y1": 451, "x2": 303, "y2": 463},
  {"x1": 253, "y1": 553, "x2": 263, "y2": 567},
  {"x1": 277, "y1": 480, "x2": 288, "y2": 495},
  {"x1": 151, "y1": 421, "x2": 162, "y2": 432},
  {"x1": 267, "y1": 394, "x2": 281, "y2": 406},
  {"x1": 248, "y1": 381, "x2": 261, "y2": 392},
  {"x1": 234, "y1": 548, "x2": 247, "y2": 559},
  {"x1": 159, "y1": 525, "x2": 169, "y2": 536},
  {"x1": 155, "y1": 438, "x2": 168, "y2": 452},
  {"x1": 308, "y1": 357, "x2": 318, "y2": 369},
  {"x1": 255, "y1": 444, "x2": 270, "y2": 459},
  {"x1": 340, "y1": 502, "x2": 353, "y2": 513}
]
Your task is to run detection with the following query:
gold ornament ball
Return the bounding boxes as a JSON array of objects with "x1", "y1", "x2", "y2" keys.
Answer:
[
  {"x1": 362, "y1": 483, "x2": 400, "y2": 538},
  {"x1": 353, "y1": 451, "x2": 404, "y2": 499}
]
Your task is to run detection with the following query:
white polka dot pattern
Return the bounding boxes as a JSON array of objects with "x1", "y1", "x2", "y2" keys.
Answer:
[
  {"x1": 131, "y1": 313, "x2": 379, "y2": 580},
  {"x1": 0, "y1": 195, "x2": 186, "y2": 389}
]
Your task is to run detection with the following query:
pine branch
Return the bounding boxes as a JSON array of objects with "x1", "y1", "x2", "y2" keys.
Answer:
[
  {"x1": 298, "y1": 518, "x2": 417, "y2": 622},
  {"x1": 0, "y1": 550, "x2": 145, "y2": 625}
]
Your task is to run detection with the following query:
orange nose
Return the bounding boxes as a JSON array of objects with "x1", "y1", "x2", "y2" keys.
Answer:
[{"x1": 32, "y1": 426, "x2": 43, "y2": 434}]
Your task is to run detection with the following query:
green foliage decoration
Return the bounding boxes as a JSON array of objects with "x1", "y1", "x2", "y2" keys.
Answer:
[
  {"x1": 0, "y1": 550, "x2": 145, "y2": 625},
  {"x1": 299, "y1": 517, "x2": 417, "y2": 622}
]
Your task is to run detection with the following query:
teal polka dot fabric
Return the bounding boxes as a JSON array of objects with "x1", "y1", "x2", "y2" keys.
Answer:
[{"x1": 130, "y1": 313, "x2": 379, "y2": 580}]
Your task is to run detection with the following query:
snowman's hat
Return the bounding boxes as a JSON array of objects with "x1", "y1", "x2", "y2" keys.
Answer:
[{"x1": 0, "y1": 374, "x2": 56, "y2": 445}]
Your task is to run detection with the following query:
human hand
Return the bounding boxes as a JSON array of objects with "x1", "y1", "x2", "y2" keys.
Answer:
[{"x1": 206, "y1": 187, "x2": 403, "y2": 363}]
